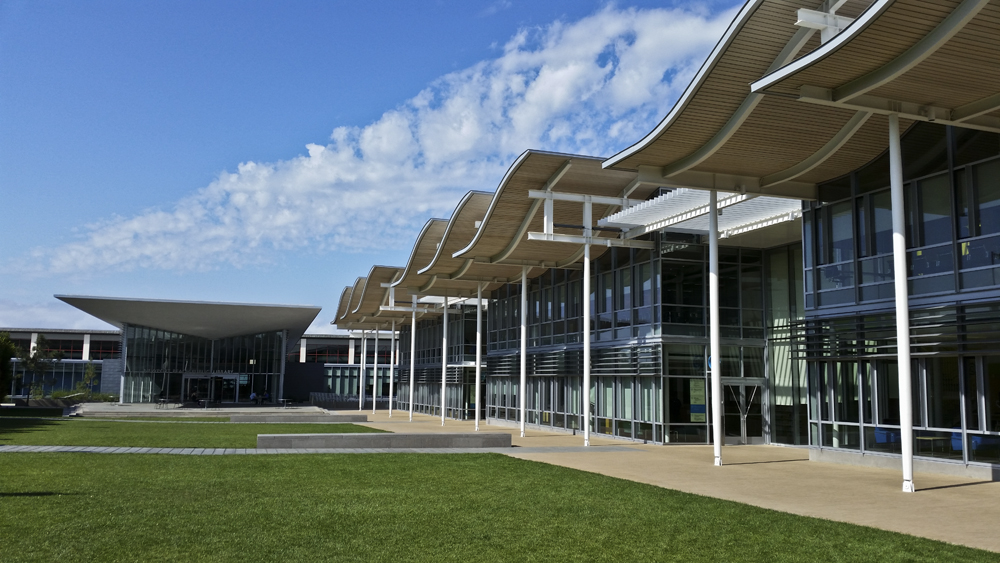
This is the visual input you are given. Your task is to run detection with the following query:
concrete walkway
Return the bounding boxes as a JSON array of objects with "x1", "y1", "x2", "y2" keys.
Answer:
[
  {"x1": 0, "y1": 444, "x2": 638, "y2": 455},
  {"x1": 352, "y1": 409, "x2": 1000, "y2": 553}
]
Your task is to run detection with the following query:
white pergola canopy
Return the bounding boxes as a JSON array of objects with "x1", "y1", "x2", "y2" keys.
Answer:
[{"x1": 598, "y1": 188, "x2": 802, "y2": 240}]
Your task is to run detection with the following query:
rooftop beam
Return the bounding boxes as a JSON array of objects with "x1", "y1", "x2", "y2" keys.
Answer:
[
  {"x1": 832, "y1": 0, "x2": 989, "y2": 103},
  {"x1": 526, "y1": 232, "x2": 655, "y2": 249},
  {"x1": 796, "y1": 86, "x2": 1000, "y2": 134},
  {"x1": 952, "y1": 92, "x2": 1000, "y2": 123},
  {"x1": 489, "y1": 160, "x2": 572, "y2": 264},
  {"x1": 760, "y1": 110, "x2": 871, "y2": 187}
]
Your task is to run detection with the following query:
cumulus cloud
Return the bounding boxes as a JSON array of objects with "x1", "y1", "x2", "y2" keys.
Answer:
[{"x1": 29, "y1": 4, "x2": 736, "y2": 275}]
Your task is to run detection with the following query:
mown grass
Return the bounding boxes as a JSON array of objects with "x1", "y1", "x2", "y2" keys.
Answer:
[
  {"x1": 0, "y1": 453, "x2": 996, "y2": 563},
  {"x1": 0, "y1": 418, "x2": 382, "y2": 449}
]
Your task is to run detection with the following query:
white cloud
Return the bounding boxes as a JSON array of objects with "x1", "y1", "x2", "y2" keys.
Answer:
[{"x1": 26, "y1": 4, "x2": 736, "y2": 276}]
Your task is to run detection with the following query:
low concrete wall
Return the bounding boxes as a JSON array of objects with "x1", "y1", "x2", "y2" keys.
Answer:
[
  {"x1": 231, "y1": 414, "x2": 367, "y2": 423},
  {"x1": 257, "y1": 432, "x2": 512, "y2": 449},
  {"x1": 810, "y1": 447, "x2": 1000, "y2": 481}
]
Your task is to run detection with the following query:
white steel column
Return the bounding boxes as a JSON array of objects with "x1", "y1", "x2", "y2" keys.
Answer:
[
  {"x1": 359, "y1": 331, "x2": 367, "y2": 411},
  {"x1": 441, "y1": 295, "x2": 449, "y2": 425},
  {"x1": 389, "y1": 319, "x2": 396, "y2": 417},
  {"x1": 475, "y1": 283, "x2": 483, "y2": 432},
  {"x1": 373, "y1": 328, "x2": 379, "y2": 414},
  {"x1": 583, "y1": 243, "x2": 592, "y2": 447},
  {"x1": 889, "y1": 113, "x2": 916, "y2": 493},
  {"x1": 520, "y1": 266, "x2": 528, "y2": 438},
  {"x1": 709, "y1": 190, "x2": 723, "y2": 466},
  {"x1": 409, "y1": 295, "x2": 417, "y2": 421}
]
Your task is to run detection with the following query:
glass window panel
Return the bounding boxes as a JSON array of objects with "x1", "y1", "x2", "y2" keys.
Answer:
[
  {"x1": 816, "y1": 208, "x2": 827, "y2": 265},
  {"x1": 662, "y1": 262, "x2": 703, "y2": 306},
  {"x1": 956, "y1": 169, "x2": 971, "y2": 239},
  {"x1": 901, "y1": 123, "x2": 948, "y2": 180},
  {"x1": 829, "y1": 201, "x2": 854, "y2": 262},
  {"x1": 743, "y1": 348, "x2": 764, "y2": 379},
  {"x1": 872, "y1": 190, "x2": 893, "y2": 255},
  {"x1": 741, "y1": 264, "x2": 763, "y2": 310},
  {"x1": 722, "y1": 346, "x2": 740, "y2": 378},
  {"x1": 918, "y1": 174, "x2": 952, "y2": 246},
  {"x1": 857, "y1": 197, "x2": 868, "y2": 257},
  {"x1": 954, "y1": 128, "x2": 1000, "y2": 167},
  {"x1": 833, "y1": 362, "x2": 859, "y2": 423},
  {"x1": 908, "y1": 245, "x2": 954, "y2": 277},
  {"x1": 960, "y1": 234, "x2": 1000, "y2": 271},
  {"x1": 876, "y1": 360, "x2": 900, "y2": 426},
  {"x1": 976, "y1": 159, "x2": 1000, "y2": 236},
  {"x1": 856, "y1": 152, "x2": 890, "y2": 194},
  {"x1": 803, "y1": 211, "x2": 814, "y2": 268},
  {"x1": 819, "y1": 175, "x2": 851, "y2": 203},
  {"x1": 818, "y1": 262, "x2": 854, "y2": 290},
  {"x1": 665, "y1": 345, "x2": 705, "y2": 377},
  {"x1": 963, "y1": 357, "x2": 980, "y2": 432},
  {"x1": 984, "y1": 356, "x2": 1000, "y2": 433},
  {"x1": 720, "y1": 263, "x2": 739, "y2": 308}
]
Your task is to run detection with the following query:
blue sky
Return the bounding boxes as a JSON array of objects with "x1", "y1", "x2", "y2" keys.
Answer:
[{"x1": 0, "y1": 0, "x2": 742, "y2": 333}]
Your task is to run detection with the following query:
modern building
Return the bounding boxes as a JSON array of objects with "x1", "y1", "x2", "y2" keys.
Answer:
[
  {"x1": 4, "y1": 328, "x2": 122, "y2": 398},
  {"x1": 333, "y1": 0, "x2": 1000, "y2": 491}
]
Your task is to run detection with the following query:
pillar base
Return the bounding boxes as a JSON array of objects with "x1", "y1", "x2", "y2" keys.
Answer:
[
  {"x1": 714, "y1": 456, "x2": 722, "y2": 467},
  {"x1": 903, "y1": 480, "x2": 916, "y2": 493}
]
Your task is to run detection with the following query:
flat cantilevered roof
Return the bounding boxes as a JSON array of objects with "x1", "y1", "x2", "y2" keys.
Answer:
[{"x1": 56, "y1": 295, "x2": 321, "y2": 345}]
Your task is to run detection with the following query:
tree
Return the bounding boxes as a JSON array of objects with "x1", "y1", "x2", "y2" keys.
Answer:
[
  {"x1": 15, "y1": 335, "x2": 63, "y2": 406},
  {"x1": 0, "y1": 332, "x2": 16, "y2": 403},
  {"x1": 75, "y1": 362, "x2": 100, "y2": 400}
]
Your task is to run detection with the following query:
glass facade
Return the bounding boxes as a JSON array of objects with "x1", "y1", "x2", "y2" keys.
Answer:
[
  {"x1": 396, "y1": 304, "x2": 483, "y2": 420},
  {"x1": 121, "y1": 324, "x2": 284, "y2": 404},
  {"x1": 796, "y1": 123, "x2": 1000, "y2": 465},
  {"x1": 482, "y1": 240, "x2": 783, "y2": 445}
]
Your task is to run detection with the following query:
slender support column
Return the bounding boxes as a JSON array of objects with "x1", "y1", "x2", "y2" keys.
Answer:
[
  {"x1": 475, "y1": 283, "x2": 483, "y2": 432},
  {"x1": 359, "y1": 331, "x2": 366, "y2": 411},
  {"x1": 389, "y1": 319, "x2": 396, "y2": 417},
  {"x1": 441, "y1": 295, "x2": 449, "y2": 425},
  {"x1": 889, "y1": 113, "x2": 916, "y2": 493},
  {"x1": 709, "y1": 190, "x2": 723, "y2": 466},
  {"x1": 409, "y1": 295, "x2": 416, "y2": 421},
  {"x1": 373, "y1": 328, "x2": 379, "y2": 414},
  {"x1": 520, "y1": 266, "x2": 528, "y2": 438},
  {"x1": 583, "y1": 243, "x2": 592, "y2": 447}
]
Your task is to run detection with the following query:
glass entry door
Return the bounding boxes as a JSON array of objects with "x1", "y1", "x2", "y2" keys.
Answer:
[
  {"x1": 184, "y1": 377, "x2": 210, "y2": 403},
  {"x1": 723, "y1": 380, "x2": 765, "y2": 445}
]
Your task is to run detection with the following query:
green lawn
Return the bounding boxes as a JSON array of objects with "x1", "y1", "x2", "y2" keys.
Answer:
[
  {"x1": 0, "y1": 453, "x2": 995, "y2": 563},
  {"x1": 0, "y1": 418, "x2": 382, "y2": 449}
]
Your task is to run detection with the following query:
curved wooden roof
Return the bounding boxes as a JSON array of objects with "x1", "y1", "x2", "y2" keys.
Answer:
[
  {"x1": 604, "y1": 0, "x2": 980, "y2": 199},
  {"x1": 452, "y1": 150, "x2": 646, "y2": 273}
]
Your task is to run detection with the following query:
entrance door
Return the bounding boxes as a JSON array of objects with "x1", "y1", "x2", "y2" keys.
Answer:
[
  {"x1": 212, "y1": 376, "x2": 238, "y2": 403},
  {"x1": 184, "y1": 377, "x2": 210, "y2": 403},
  {"x1": 723, "y1": 382, "x2": 765, "y2": 445}
]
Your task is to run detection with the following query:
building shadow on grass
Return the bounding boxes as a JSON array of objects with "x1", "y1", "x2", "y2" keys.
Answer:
[
  {"x1": 0, "y1": 418, "x2": 62, "y2": 443},
  {"x1": 0, "y1": 492, "x2": 77, "y2": 497}
]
